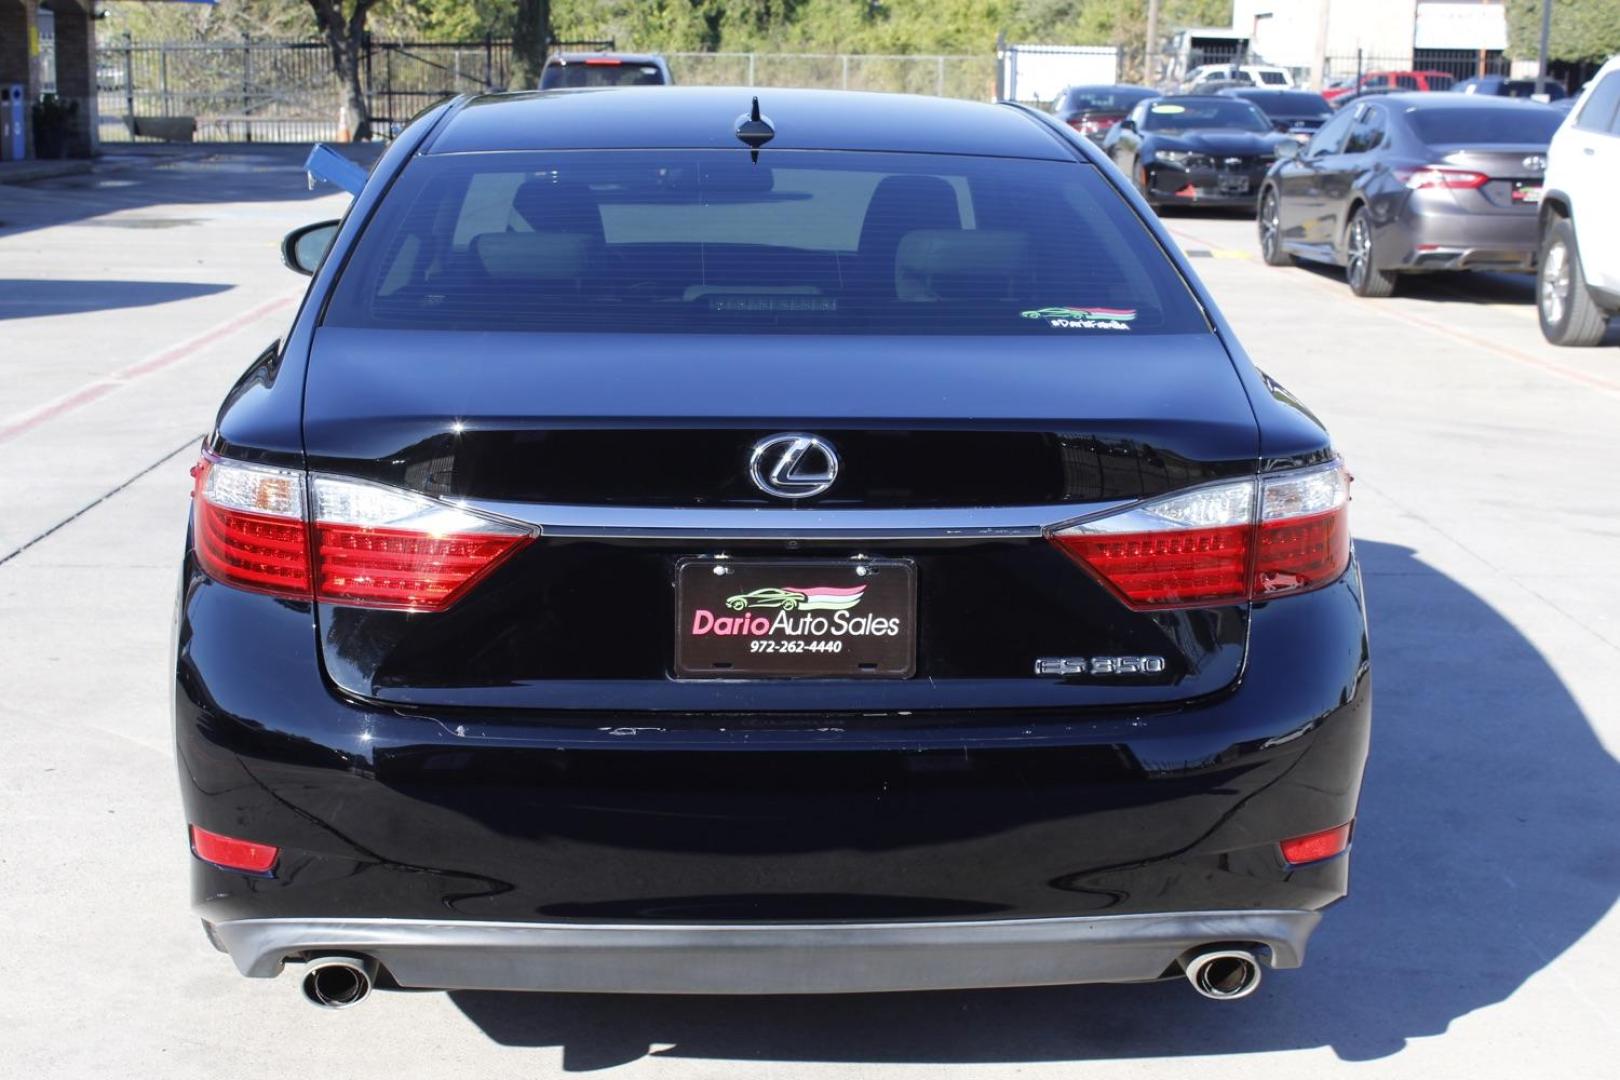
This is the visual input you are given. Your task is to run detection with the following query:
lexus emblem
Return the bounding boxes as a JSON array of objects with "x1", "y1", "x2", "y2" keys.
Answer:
[
  {"x1": 1523, "y1": 154, "x2": 1547, "y2": 171},
  {"x1": 748, "y1": 433, "x2": 839, "y2": 500}
]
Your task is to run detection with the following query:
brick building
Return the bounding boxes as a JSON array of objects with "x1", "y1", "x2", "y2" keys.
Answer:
[{"x1": 1, "y1": 0, "x2": 99, "y2": 159}]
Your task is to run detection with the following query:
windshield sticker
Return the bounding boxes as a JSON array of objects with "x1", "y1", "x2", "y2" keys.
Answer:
[
  {"x1": 1150, "y1": 104, "x2": 1186, "y2": 114},
  {"x1": 1022, "y1": 306, "x2": 1136, "y2": 331}
]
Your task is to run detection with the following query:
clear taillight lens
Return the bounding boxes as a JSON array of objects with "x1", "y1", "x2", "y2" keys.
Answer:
[
  {"x1": 192, "y1": 456, "x2": 532, "y2": 611},
  {"x1": 1050, "y1": 461, "x2": 1351, "y2": 610}
]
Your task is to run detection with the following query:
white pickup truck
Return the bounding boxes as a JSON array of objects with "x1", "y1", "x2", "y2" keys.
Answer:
[{"x1": 1539, "y1": 55, "x2": 1620, "y2": 346}]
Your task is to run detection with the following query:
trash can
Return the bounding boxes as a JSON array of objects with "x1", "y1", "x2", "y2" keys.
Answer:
[{"x1": 1, "y1": 84, "x2": 26, "y2": 161}]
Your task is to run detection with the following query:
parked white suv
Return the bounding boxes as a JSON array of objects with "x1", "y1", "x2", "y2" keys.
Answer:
[
  {"x1": 1539, "y1": 55, "x2": 1620, "y2": 346},
  {"x1": 1184, "y1": 64, "x2": 1295, "y2": 91}
]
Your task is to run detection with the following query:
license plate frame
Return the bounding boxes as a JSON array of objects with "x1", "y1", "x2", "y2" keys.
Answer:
[
  {"x1": 674, "y1": 559, "x2": 917, "y2": 679},
  {"x1": 1217, "y1": 173, "x2": 1252, "y2": 196},
  {"x1": 1512, "y1": 181, "x2": 1544, "y2": 204}
]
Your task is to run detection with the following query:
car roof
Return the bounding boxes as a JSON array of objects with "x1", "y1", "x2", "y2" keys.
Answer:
[
  {"x1": 429, "y1": 87, "x2": 1073, "y2": 159},
  {"x1": 548, "y1": 52, "x2": 665, "y2": 65},
  {"x1": 1154, "y1": 94, "x2": 1251, "y2": 104},
  {"x1": 1369, "y1": 92, "x2": 1560, "y2": 111}
]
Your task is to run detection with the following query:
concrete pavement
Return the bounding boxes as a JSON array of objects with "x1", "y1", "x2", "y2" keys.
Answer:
[{"x1": 1, "y1": 158, "x2": 1618, "y2": 1078}]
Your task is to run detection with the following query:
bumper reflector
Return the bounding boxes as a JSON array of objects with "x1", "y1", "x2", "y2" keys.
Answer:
[
  {"x1": 190, "y1": 825, "x2": 279, "y2": 874},
  {"x1": 1280, "y1": 822, "x2": 1353, "y2": 866}
]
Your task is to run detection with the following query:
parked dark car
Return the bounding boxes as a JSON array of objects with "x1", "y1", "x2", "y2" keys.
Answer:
[
  {"x1": 538, "y1": 52, "x2": 672, "y2": 89},
  {"x1": 1051, "y1": 84, "x2": 1159, "y2": 142},
  {"x1": 1453, "y1": 75, "x2": 1567, "y2": 101},
  {"x1": 1103, "y1": 94, "x2": 1297, "y2": 209},
  {"x1": 1258, "y1": 94, "x2": 1563, "y2": 296},
  {"x1": 179, "y1": 87, "x2": 1370, "y2": 1009},
  {"x1": 1220, "y1": 88, "x2": 1334, "y2": 140}
]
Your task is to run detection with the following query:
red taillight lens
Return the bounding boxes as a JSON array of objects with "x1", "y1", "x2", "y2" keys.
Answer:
[
  {"x1": 190, "y1": 825, "x2": 279, "y2": 874},
  {"x1": 314, "y1": 524, "x2": 528, "y2": 611},
  {"x1": 1067, "y1": 115, "x2": 1120, "y2": 136},
  {"x1": 1256, "y1": 508, "x2": 1352, "y2": 596},
  {"x1": 1280, "y1": 822, "x2": 1353, "y2": 865},
  {"x1": 1051, "y1": 461, "x2": 1351, "y2": 610},
  {"x1": 1052, "y1": 525, "x2": 1252, "y2": 607},
  {"x1": 192, "y1": 455, "x2": 532, "y2": 612},
  {"x1": 1399, "y1": 166, "x2": 1489, "y2": 191}
]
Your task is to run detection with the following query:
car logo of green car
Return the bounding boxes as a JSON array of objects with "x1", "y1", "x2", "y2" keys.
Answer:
[{"x1": 726, "y1": 588, "x2": 809, "y2": 611}]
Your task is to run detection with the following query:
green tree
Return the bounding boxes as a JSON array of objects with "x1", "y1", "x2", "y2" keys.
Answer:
[{"x1": 1506, "y1": 0, "x2": 1620, "y2": 62}]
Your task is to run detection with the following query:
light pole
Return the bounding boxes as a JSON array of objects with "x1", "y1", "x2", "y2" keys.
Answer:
[
  {"x1": 1145, "y1": 0, "x2": 1160, "y2": 86},
  {"x1": 1538, "y1": 0, "x2": 1554, "y2": 86}
]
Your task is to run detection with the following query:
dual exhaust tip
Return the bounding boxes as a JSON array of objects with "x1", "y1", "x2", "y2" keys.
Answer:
[
  {"x1": 301, "y1": 956, "x2": 378, "y2": 1009},
  {"x1": 1181, "y1": 947, "x2": 1264, "y2": 1001},
  {"x1": 297, "y1": 947, "x2": 1263, "y2": 1008}
]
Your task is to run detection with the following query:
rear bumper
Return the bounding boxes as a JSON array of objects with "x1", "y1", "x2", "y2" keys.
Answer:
[
  {"x1": 213, "y1": 909, "x2": 1321, "y2": 993},
  {"x1": 174, "y1": 550, "x2": 1370, "y2": 986},
  {"x1": 1385, "y1": 199, "x2": 1540, "y2": 272}
]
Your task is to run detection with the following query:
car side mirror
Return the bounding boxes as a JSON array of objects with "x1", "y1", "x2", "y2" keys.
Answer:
[
  {"x1": 282, "y1": 220, "x2": 341, "y2": 276},
  {"x1": 1274, "y1": 140, "x2": 1302, "y2": 159}
]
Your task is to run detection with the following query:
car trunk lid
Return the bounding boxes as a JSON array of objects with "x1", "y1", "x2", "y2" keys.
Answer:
[{"x1": 303, "y1": 329, "x2": 1261, "y2": 714}]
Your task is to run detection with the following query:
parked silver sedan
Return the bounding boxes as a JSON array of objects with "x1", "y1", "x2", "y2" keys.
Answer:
[{"x1": 1257, "y1": 94, "x2": 1564, "y2": 296}]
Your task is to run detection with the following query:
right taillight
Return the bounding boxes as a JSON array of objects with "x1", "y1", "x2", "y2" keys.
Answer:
[
  {"x1": 192, "y1": 454, "x2": 533, "y2": 611},
  {"x1": 1050, "y1": 460, "x2": 1351, "y2": 610}
]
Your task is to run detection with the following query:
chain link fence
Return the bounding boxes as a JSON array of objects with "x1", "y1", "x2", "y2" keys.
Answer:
[{"x1": 95, "y1": 39, "x2": 996, "y2": 144}]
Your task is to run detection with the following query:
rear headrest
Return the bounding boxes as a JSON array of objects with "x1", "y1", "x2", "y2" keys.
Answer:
[
  {"x1": 894, "y1": 230, "x2": 1030, "y2": 300},
  {"x1": 472, "y1": 233, "x2": 591, "y2": 280},
  {"x1": 511, "y1": 179, "x2": 605, "y2": 243},
  {"x1": 857, "y1": 175, "x2": 962, "y2": 256}
]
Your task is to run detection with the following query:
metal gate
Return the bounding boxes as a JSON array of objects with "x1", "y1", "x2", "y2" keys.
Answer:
[{"x1": 97, "y1": 38, "x2": 994, "y2": 144}]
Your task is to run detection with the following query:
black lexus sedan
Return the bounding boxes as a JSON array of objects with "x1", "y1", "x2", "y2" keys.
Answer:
[
  {"x1": 1257, "y1": 94, "x2": 1562, "y2": 296},
  {"x1": 176, "y1": 87, "x2": 1371, "y2": 1008},
  {"x1": 1102, "y1": 95, "x2": 1296, "y2": 210},
  {"x1": 1050, "y1": 83, "x2": 1159, "y2": 143}
]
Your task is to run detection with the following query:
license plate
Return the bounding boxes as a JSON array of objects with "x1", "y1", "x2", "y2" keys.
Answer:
[
  {"x1": 675, "y1": 559, "x2": 916, "y2": 678},
  {"x1": 1513, "y1": 183, "x2": 1543, "y2": 204},
  {"x1": 1217, "y1": 174, "x2": 1251, "y2": 195}
]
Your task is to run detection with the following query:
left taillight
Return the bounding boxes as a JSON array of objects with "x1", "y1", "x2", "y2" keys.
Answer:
[
  {"x1": 1049, "y1": 460, "x2": 1351, "y2": 610},
  {"x1": 192, "y1": 455, "x2": 532, "y2": 612},
  {"x1": 191, "y1": 456, "x2": 310, "y2": 598}
]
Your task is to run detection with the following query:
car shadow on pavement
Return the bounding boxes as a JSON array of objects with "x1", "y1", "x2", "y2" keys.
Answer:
[
  {"x1": 0, "y1": 144, "x2": 382, "y2": 237},
  {"x1": 0, "y1": 279, "x2": 232, "y2": 319},
  {"x1": 448, "y1": 539, "x2": 1620, "y2": 1071}
]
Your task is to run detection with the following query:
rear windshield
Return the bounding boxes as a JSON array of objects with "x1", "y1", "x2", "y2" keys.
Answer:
[
  {"x1": 324, "y1": 150, "x2": 1206, "y2": 336},
  {"x1": 1407, "y1": 106, "x2": 1563, "y2": 145},
  {"x1": 1143, "y1": 100, "x2": 1270, "y2": 133},
  {"x1": 1241, "y1": 92, "x2": 1332, "y2": 117},
  {"x1": 1063, "y1": 87, "x2": 1153, "y2": 112},
  {"x1": 539, "y1": 62, "x2": 665, "y2": 89}
]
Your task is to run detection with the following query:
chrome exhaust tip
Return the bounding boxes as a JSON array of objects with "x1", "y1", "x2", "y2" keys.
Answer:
[
  {"x1": 1181, "y1": 948, "x2": 1262, "y2": 1001},
  {"x1": 300, "y1": 956, "x2": 378, "y2": 1009}
]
